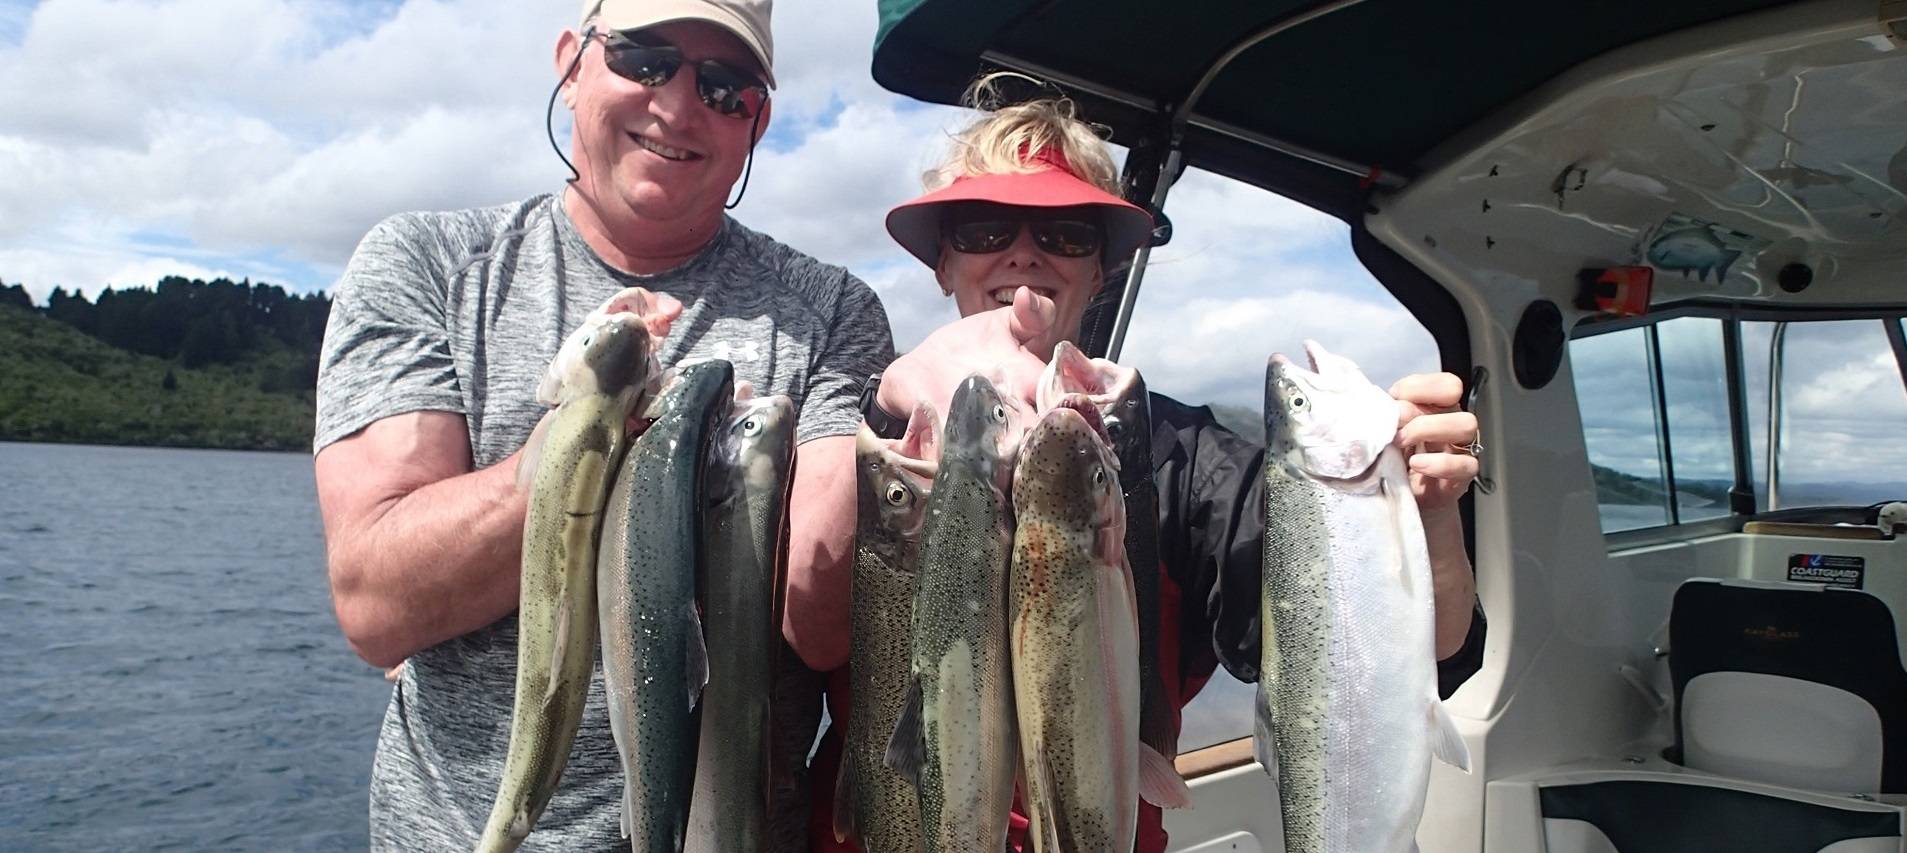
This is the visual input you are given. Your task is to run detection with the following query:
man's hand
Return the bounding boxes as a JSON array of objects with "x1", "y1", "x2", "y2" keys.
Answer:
[
  {"x1": 876, "y1": 286, "x2": 1057, "y2": 422},
  {"x1": 1390, "y1": 372, "x2": 1479, "y2": 516}
]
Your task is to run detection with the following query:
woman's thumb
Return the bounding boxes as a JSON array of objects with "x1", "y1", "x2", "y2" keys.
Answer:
[{"x1": 1005, "y1": 286, "x2": 1056, "y2": 346}]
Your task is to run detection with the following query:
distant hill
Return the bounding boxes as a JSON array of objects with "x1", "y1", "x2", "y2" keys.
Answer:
[{"x1": 0, "y1": 276, "x2": 329, "y2": 451}]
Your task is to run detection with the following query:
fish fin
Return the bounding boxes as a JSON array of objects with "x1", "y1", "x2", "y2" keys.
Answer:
[
  {"x1": 1717, "y1": 249, "x2": 1741, "y2": 280},
  {"x1": 1140, "y1": 744, "x2": 1193, "y2": 809},
  {"x1": 884, "y1": 676, "x2": 926, "y2": 788},
  {"x1": 831, "y1": 749, "x2": 857, "y2": 843},
  {"x1": 544, "y1": 599, "x2": 571, "y2": 705},
  {"x1": 1026, "y1": 743, "x2": 1064, "y2": 852},
  {"x1": 1429, "y1": 699, "x2": 1472, "y2": 772},
  {"x1": 620, "y1": 779, "x2": 634, "y2": 839},
  {"x1": 516, "y1": 410, "x2": 555, "y2": 493},
  {"x1": 686, "y1": 602, "x2": 709, "y2": 709},
  {"x1": 1254, "y1": 692, "x2": 1278, "y2": 779}
]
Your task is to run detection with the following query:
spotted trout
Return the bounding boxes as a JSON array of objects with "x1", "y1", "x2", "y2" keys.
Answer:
[
  {"x1": 599, "y1": 360, "x2": 732, "y2": 852},
  {"x1": 476, "y1": 309, "x2": 655, "y2": 853},
  {"x1": 1258, "y1": 341, "x2": 1471, "y2": 853},
  {"x1": 1010, "y1": 396, "x2": 1192, "y2": 853},
  {"x1": 1037, "y1": 341, "x2": 1179, "y2": 771},
  {"x1": 887, "y1": 374, "x2": 1024, "y2": 853},
  {"x1": 685, "y1": 385, "x2": 797, "y2": 853},
  {"x1": 835, "y1": 407, "x2": 939, "y2": 853}
]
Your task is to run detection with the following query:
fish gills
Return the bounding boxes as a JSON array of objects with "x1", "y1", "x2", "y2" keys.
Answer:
[
  {"x1": 685, "y1": 391, "x2": 797, "y2": 853},
  {"x1": 600, "y1": 360, "x2": 733, "y2": 853},
  {"x1": 885, "y1": 374, "x2": 1022, "y2": 853},
  {"x1": 1010, "y1": 401, "x2": 1141, "y2": 853},
  {"x1": 478, "y1": 313, "x2": 651, "y2": 853},
  {"x1": 837, "y1": 411, "x2": 938, "y2": 853}
]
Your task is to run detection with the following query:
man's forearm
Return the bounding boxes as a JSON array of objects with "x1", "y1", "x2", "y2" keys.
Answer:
[
  {"x1": 1423, "y1": 507, "x2": 1477, "y2": 660},
  {"x1": 782, "y1": 435, "x2": 858, "y2": 672},
  {"x1": 327, "y1": 458, "x2": 528, "y2": 668}
]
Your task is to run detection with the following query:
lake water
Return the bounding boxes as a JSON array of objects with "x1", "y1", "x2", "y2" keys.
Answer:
[
  {"x1": 0, "y1": 442, "x2": 390, "y2": 851},
  {"x1": 0, "y1": 441, "x2": 1258, "y2": 851}
]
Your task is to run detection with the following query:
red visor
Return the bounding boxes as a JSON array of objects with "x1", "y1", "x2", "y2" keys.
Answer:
[{"x1": 884, "y1": 148, "x2": 1154, "y2": 269}]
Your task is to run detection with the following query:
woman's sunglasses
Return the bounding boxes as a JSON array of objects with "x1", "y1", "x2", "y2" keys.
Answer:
[
  {"x1": 594, "y1": 31, "x2": 768, "y2": 120},
  {"x1": 943, "y1": 205, "x2": 1104, "y2": 258}
]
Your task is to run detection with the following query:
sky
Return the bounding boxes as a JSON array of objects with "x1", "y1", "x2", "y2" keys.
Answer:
[
  {"x1": 0, "y1": 0, "x2": 1436, "y2": 413},
  {"x1": 2, "y1": 0, "x2": 1902, "y2": 495}
]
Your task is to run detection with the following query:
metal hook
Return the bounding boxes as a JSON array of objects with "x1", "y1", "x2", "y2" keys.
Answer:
[{"x1": 1467, "y1": 365, "x2": 1495, "y2": 495}]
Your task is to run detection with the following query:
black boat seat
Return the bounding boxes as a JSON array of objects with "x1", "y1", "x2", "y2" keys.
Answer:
[
  {"x1": 1670, "y1": 578, "x2": 1907, "y2": 793},
  {"x1": 1538, "y1": 778, "x2": 1902, "y2": 853}
]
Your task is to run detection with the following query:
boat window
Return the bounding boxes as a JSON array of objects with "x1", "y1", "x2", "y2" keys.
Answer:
[
  {"x1": 1569, "y1": 326, "x2": 1672, "y2": 532},
  {"x1": 1742, "y1": 319, "x2": 1907, "y2": 510},
  {"x1": 1656, "y1": 318, "x2": 1734, "y2": 524}
]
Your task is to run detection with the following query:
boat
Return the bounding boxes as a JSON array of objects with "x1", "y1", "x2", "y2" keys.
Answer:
[{"x1": 873, "y1": 0, "x2": 1907, "y2": 849}]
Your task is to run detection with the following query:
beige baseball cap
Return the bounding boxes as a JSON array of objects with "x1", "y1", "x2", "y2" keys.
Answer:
[{"x1": 580, "y1": 0, "x2": 776, "y2": 88}]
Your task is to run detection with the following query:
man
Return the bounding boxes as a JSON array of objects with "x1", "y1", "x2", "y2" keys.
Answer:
[{"x1": 312, "y1": 0, "x2": 888, "y2": 847}]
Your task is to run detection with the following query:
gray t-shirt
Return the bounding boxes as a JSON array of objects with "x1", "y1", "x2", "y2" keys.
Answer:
[{"x1": 314, "y1": 192, "x2": 894, "y2": 851}]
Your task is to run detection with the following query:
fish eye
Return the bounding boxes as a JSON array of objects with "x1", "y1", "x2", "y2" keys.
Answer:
[
  {"x1": 1290, "y1": 394, "x2": 1308, "y2": 410},
  {"x1": 741, "y1": 416, "x2": 762, "y2": 436},
  {"x1": 884, "y1": 482, "x2": 911, "y2": 506},
  {"x1": 990, "y1": 403, "x2": 1007, "y2": 423},
  {"x1": 1091, "y1": 466, "x2": 1106, "y2": 486},
  {"x1": 1105, "y1": 419, "x2": 1125, "y2": 439},
  {"x1": 580, "y1": 335, "x2": 593, "y2": 348}
]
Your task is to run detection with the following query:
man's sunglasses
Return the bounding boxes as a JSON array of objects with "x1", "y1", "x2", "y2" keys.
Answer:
[
  {"x1": 943, "y1": 205, "x2": 1104, "y2": 258},
  {"x1": 594, "y1": 30, "x2": 768, "y2": 120}
]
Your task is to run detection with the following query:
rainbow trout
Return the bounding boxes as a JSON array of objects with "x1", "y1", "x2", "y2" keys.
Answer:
[
  {"x1": 477, "y1": 310, "x2": 654, "y2": 853},
  {"x1": 1258, "y1": 341, "x2": 1471, "y2": 853},
  {"x1": 1038, "y1": 341, "x2": 1179, "y2": 770},
  {"x1": 1009, "y1": 398, "x2": 1146, "y2": 853},
  {"x1": 685, "y1": 386, "x2": 797, "y2": 853},
  {"x1": 600, "y1": 360, "x2": 732, "y2": 852},
  {"x1": 887, "y1": 374, "x2": 1024, "y2": 853},
  {"x1": 835, "y1": 407, "x2": 939, "y2": 853}
]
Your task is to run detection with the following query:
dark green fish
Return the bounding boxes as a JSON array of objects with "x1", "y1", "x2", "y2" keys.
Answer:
[
  {"x1": 1039, "y1": 341, "x2": 1179, "y2": 771},
  {"x1": 599, "y1": 360, "x2": 732, "y2": 853}
]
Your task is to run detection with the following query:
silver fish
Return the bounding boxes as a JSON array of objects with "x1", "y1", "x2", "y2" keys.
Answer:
[
  {"x1": 477, "y1": 311, "x2": 654, "y2": 853},
  {"x1": 887, "y1": 374, "x2": 1025, "y2": 853},
  {"x1": 600, "y1": 360, "x2": 732, "y2": 852},
  {"x1": 1258, "y1": 341, "x2": 1470, "y2": 853},
  {"x1": 686, "y1": 386, "x2": 797, "y2": 853},
  {"x1": 836, "y1": 407, "x2": 939, "y2": 853}
]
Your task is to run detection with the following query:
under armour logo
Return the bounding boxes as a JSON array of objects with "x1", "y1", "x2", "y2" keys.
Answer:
[{"x1": 681, "y1": 340, "x2": 763, "y2": 367}]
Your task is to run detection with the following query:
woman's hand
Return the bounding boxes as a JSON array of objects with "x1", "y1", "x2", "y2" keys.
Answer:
[
  {"x1": 875, "y1": 287, "x2": 1057, "y2": 422},
  {"x1": 1389, "y1": 372, "x2": 1479, "y2": 517}
]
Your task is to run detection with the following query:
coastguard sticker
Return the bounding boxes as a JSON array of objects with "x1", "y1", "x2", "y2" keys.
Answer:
[{"x1": 1787, "y1": 553, "x2": 1865, "y2": 589}]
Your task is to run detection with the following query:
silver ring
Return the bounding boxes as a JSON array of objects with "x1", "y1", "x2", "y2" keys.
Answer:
[{"x1": 1460, "y1": 431, "x2": 1483, "y2": 456}]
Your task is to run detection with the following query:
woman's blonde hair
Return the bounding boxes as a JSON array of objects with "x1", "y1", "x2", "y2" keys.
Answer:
[{"x1": 922, "y1": 72, "x2": 1120, "y2": 194}]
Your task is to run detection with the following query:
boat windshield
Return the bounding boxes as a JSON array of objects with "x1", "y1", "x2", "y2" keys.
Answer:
[{"x1": 1570, "y1": 314, "x2": 1907, "y2": 534}]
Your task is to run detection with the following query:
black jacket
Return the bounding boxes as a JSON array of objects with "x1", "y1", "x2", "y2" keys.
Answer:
[{"x1": 1149, "y1": 392, "x2": 1485, "y2": 699}]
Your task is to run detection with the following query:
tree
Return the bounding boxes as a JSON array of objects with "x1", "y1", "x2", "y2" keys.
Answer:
[
  {"x1": 0, "y1": 281, "x2": 31, "y2": 310},
  {"x1": 162, "y1": 369, "x2": 178, "y2": 391}
]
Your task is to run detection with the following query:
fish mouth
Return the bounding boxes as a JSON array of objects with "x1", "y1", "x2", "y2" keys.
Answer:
[{"x1": 1042, "y1": 393, "x2": 1116, "y2": 454}]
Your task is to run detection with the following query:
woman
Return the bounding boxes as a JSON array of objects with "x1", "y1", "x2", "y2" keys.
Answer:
[{"x1": 812, "y1": 77, "x2": 1485, "y2": 853}]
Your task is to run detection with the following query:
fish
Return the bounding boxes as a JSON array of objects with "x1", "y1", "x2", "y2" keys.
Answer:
[
  {"x1": 476, "y1": 309, "x2": 655, "y2": 853},
  {"x1": 1009, "y1": 396, "x2": 1189, "y2": 853},
  {"x1": 1257, "y1": 340, "x2": 1471, "y2": 853},
  {"x1": 685, "y1": 385, "x2": 798, "y2": 853},
  {"x1": 835, "y1": 407, "x2": 940, "y2": 853},
  {"x1": 886, "y1": 374, "x2": 1024, "y2": 853},
  {"x1": 599, "y1": 359, "x2": 733, "y2": 853},
  {"x1": 1037, "y1": 340, "x2": 1180, "y2": 773},
  {"x1": 1646, "y1": 226, "x2": 1741, "y2": 282}
]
